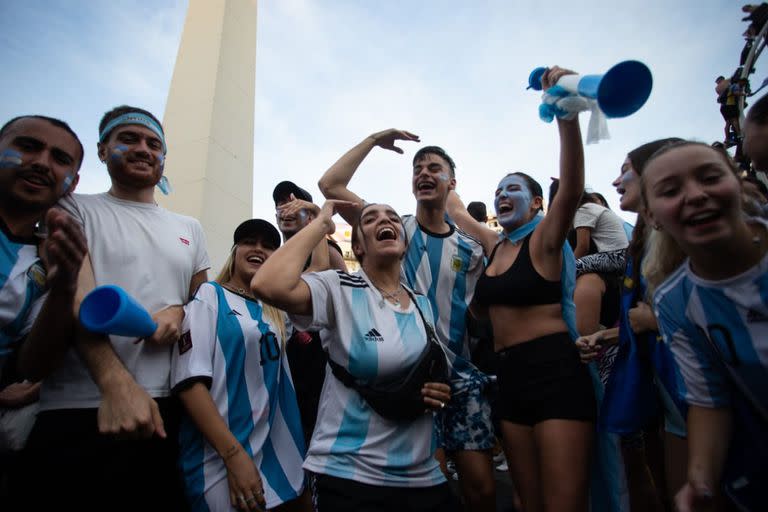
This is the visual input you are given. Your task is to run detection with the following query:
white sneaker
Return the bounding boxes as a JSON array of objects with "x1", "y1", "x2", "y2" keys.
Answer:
[
  {"x1": 492, "y1": 451, "x2": 506, "y2": 464},
  {"x1": 496, "y1": 461, "x2": 508, "y2": 472}
]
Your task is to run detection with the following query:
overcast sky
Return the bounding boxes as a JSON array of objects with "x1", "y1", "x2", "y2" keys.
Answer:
[{"x1": 1, "y1": 1, "x2": 760, "y2": 227}]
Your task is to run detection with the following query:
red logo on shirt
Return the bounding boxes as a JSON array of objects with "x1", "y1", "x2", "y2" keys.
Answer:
[{"x1": 180, "y1": 237, "x2": 190, "y2": 246}]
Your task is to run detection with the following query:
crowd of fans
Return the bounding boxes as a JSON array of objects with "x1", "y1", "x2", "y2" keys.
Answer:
[{"x1": 1, "y1": 18, "x2": 767, "y2": 512}]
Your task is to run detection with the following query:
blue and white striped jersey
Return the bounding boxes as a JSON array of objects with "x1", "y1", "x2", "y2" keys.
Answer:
[
  {"x1": 0, "y1": 222, "x2": 46, "y2": 363},
  {"x1": 172, "y1": 283, "x2": 305, "y2": 509},
  {"x1": 654, "y1": 251, "x2": 768, "y2": 414},
  {"x1": 290, "y1": 269, "x2": 445, "y2": 488},
  {"x1": 400, "y1": 215, "x2": 485, "y2": 360}
]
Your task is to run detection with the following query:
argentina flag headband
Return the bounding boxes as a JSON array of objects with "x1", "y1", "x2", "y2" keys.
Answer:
[{"x1": 98, "y1": 113, "x2": 167, "y2": 153}]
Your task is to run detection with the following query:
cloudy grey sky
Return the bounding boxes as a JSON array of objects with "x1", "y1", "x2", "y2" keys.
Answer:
[{"x1": 1, "y1": 1, "x2": 760, "y2": 226}]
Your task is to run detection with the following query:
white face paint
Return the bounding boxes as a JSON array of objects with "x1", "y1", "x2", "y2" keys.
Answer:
[
  {"x1": 494, "y1": 175, "x2": 532, "y2": 230},
  {"x1": 438, "y1": 172, "x2": 450, "y2": 182}
]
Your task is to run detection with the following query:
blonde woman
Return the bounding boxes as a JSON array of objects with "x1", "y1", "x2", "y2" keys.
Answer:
[{"x1": 172, "y1": 219, "x2": 308, "y2": 511}]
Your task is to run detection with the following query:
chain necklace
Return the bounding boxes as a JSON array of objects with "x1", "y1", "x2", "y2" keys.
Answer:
[
  {"x1": 223, "y1": 281, "x2": 249, "y2": 296},
  {"x1": 372, "y1": 283, "x2": 403, "y2": 308}
]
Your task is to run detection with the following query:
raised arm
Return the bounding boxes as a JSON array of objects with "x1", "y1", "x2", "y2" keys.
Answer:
[
  {"x1": 252, "y1": 200, "x2": 354, "y2": 315},
  {"x1": 446, "y1": 191, "x2": 500, "y2": 256},
  {"x1": 318, "y1": 129, "x2": 420, "y2": 225},
  {"x1": 536, "y1": 116, "x2": 584, "y2": 253},
  {"x1": 532, "y1": 66, "x2": 585, "y2": 254},
  {"x1": 18, "y1": 208, "x2": 87, "y2": 381}
]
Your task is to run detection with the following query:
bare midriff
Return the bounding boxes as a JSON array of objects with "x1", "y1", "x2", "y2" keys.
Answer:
[{"x1": 488, "y1": 303, "x2": 568, "y2": 351}]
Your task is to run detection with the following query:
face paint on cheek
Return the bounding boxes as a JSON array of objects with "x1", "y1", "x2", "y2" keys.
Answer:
[
  {"x1": 298, "y1": 209, "x2": 308, "y2": 223},
  {"x1": 0, "y1": 149, "x2": 23, "y2": 169},
  {"x1": 61, "y1": 171, "x2": 75, "y2": 195},
  {"x1": 110, "y1": 144, "x2": 129, "y2": 163},
  {"x1": 438, "y1": 173, "x2": 450, "y2": 182},
  {"x1": 157, "y1": 152, "x2": 165, "y2": 173}
]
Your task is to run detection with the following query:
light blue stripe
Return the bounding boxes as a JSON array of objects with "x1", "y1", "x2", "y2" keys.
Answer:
[
  {"x1": 0, "y1": 233, "x2": 23, "y2": 290},
  {"x1": 424, "y1": 235, "x2": 444, "y2": 323},
  {"x1": 178, "y1": 415, "x2": 210, "y2": 511},
  {"x1": 260, "y1": 438, "x2": 300, "y2": 502},
  {"x1": 326, "y1": 392, "x2": 370, "y2": 478},
  {"x1": 1, "y1": 275, "x2": 38, "y2": 348},
  {"x1": 278, "y1": 363, "x2": 307, "y2": 458},
  {"x1": 348, "y1": 287, "x2": 377, "y2": 381},
  {"x1": 385, "y1": 422, "x2": 415, "y2": 477},
  {"x1": 403, "y1": 226, "x2": 424, "y2": 290},
  {"x1": 696, "y1": 286, "x2": 768, "y2": 409},
  {"x1": 447, "y1": 237, "x2": 471, "y2": 355},
  {"x1": 394, "y1": 307, "x2": 423, "y2": 364},
  {"x1": 214, "y1": 285, "x2": 255, "y2": 455}
]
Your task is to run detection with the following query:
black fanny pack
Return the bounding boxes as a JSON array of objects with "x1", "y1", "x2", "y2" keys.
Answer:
[{"x1": 327, "y1": 290, "x2": 448, "y2": 422}]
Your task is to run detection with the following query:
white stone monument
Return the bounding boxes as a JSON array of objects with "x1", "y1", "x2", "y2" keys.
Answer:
[{"x1": 159, "y1": 0, "x2": 257, "y2": 271}]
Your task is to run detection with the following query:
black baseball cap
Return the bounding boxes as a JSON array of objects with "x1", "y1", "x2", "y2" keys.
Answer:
[
  {"x1": 233, "y1": 219, "x2": 281, "y2": 249},
  {"x1": 272, "y1": 181, "x2": 313, "y2": 204}
]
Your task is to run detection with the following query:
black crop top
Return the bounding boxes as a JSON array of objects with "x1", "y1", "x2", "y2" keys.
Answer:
[{"x1": 473, "y1": 234, "x2": 561, "y2": 307}]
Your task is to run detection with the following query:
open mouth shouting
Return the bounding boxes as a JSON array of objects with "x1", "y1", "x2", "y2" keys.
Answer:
[
  {"x1": 376, "y1": 225, "x2": 398, "y2": 241},
  {"x1": 246, "y1": 253, "x2": 266, "y2": 266}
]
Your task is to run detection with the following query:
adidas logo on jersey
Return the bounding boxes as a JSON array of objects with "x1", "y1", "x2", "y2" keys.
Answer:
[
  {"x1": 364, "y1": 328, "x2": 384, "y2": 342},
  {"x1": 747, "y1": 309, "x2": 768, "y2": 322}
]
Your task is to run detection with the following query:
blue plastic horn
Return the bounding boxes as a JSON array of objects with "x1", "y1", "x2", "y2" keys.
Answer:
[
  {"x1": 79, "y1": 285, "x2": 158, "y2": 337},
  {"x1": 527, "y1": 60, "x2": 653, "y2": 118}
]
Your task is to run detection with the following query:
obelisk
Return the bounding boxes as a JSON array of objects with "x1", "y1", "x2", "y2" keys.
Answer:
[{"x1": 159, "y1": 0, "x2": 257, "y2": 271}]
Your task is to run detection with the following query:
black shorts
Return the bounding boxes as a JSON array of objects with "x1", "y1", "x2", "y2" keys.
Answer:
[
  {"x1": 311, "y1": 473, "x2": 459, "y2": 512},
  {"x1": 721, "y1": 104, "x2": 739, "y2": 120},
  {"x1": 495, "y1": 332, "x2": 596, "y2": 426}
]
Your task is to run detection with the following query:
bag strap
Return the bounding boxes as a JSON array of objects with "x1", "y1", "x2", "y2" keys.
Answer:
[{"x1": 703, "y1": 334, "x2": 768, "y2": 425}]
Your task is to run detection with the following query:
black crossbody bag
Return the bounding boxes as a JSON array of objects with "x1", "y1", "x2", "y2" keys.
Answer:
[{"x1": 327, "y1": 289, "x2": 449, "y2": 422}]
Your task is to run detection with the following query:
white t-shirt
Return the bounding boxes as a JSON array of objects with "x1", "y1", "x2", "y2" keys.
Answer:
[
  {"x1": 173, "y1": 283, "x2": 304, "y2": 509},
  {"x1": 40, "y1": 192, "x2": 210, "y2": 410},
  {"x1": 289, "y1": 269, "x2": 445, "y2": 488},
  {"x1": 573, "y1": 202, "x2": 629, "y2": 252}
]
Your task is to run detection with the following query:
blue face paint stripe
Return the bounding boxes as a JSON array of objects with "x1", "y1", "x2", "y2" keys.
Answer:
[
  {"x1": 214, "y1": 285, "x2": 255, "y2": 455},
  {"x1": 0, "y1": 149, "x2": 22, "y2": 168}
]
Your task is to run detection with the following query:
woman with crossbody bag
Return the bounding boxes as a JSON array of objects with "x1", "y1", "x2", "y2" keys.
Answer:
[{"x1": 252, "y1": 200, "x2": 456, "y2": 512}]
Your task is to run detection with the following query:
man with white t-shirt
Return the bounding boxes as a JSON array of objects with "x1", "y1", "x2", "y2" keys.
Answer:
[{"x1": 14, "y1": 106, "x2": 210, "y2": 509}]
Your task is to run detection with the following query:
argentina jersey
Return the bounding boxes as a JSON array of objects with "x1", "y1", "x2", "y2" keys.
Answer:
[
  {"x1": 0, "y1": 224, "x2": 46, "y2": 362},
  {"x1": 290, "y1": 269, "x2": 445, "y2": 488},
  {"x1": 400, "y1": 215, "x2": 484, "y2": 360},
  {"x1": 172, "y1": 283, "x2": 305, "y2": 510},
  {"x1": 654, "y1": 254, "x2": 768, "y2": 414}
]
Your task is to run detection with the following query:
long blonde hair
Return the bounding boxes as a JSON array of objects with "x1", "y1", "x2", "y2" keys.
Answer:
[
  {"x1": 216, "y1": 246, "x2": 287, "y2": 342},
  {"x1": 639, "y1": 140, "x2": 740, "y2": 298}
]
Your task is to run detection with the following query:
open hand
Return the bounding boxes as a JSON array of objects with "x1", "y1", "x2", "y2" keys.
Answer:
[
  {"x1": 277, "y1": 194, "x2": 321, "y2": 228},
  {"x1": 369, "y1": 128, "x2": 420, "y2": 154},
  {"x1": 42, "y1": 208, "x2": 87, "y2": 293},
  {"x1": 319, "y1": 199, "x2": 359, "y2": 234}
]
